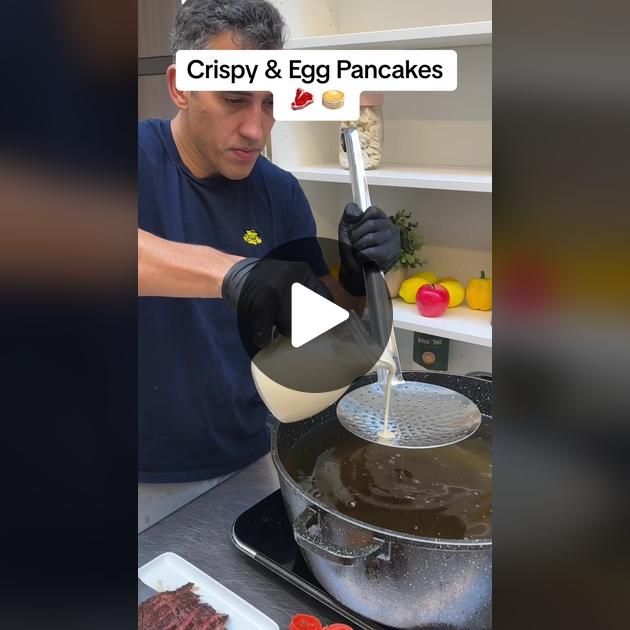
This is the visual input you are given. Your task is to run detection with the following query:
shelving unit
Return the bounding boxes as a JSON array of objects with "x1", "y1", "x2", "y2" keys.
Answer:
[
  {"x1": 285, "y1": 21, "x2": 492, "y2": 50},
  {"x1": 291, "y1": 163, "x2": 492, "y2": 193},
  {"x1": 270, "y1": 0, "x2": 492, "y2": 371}
]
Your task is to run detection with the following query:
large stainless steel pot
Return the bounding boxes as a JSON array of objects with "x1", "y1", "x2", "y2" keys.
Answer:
[{"x1": 271, "y1": 371, "x2": 492, "y2": 629}]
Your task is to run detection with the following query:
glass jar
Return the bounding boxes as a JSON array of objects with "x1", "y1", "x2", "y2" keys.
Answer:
[{"x1": 339, "y1": 93, "x2": 384, "y2": 170}]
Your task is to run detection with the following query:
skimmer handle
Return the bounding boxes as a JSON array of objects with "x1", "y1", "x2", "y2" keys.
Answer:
[{"x1": 341, "y1": 128, "x2": 403, "y2": 386}]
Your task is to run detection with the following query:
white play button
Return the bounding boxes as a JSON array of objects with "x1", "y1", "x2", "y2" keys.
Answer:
[{"x1": 291, "y1": 283, "x2": 349, "y2": 348}]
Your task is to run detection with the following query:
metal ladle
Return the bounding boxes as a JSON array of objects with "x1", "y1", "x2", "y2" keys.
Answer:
[{"x1": 336, "y1": 128, "x2": 481, "y2": 448}]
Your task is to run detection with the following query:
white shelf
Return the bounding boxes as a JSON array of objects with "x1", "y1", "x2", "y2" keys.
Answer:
[
  {"x1": 290, "y1": 163, "x2": 492, "y2": 193},
  {"x1": 391, "y1": 299, "x2": 492, "y2": 347},
  {"x1": 285, "y1": 21, "x2": 492, "y2": 50}
]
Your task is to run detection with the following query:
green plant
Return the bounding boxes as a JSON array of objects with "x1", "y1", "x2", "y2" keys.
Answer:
[{"x1": 389, "y1": 209, "x2": 426, "y2": 269}]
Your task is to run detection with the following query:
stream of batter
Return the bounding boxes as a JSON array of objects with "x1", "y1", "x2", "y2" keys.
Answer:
[{"x1": 377, "y1": 351, "x2": 396, "y2": 440}]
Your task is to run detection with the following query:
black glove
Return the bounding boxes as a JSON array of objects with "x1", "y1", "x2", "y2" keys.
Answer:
[
  {"x1": 338, "y1": 203, "x2": 401, "y2": 296},
  {"x1": 222, "y1": 258, "x2": 332, "y2": 349}
]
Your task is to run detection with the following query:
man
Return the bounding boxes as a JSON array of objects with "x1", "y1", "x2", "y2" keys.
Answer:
[{"x1": 138, "y1": 0, "x2": 399, "y2": 529}]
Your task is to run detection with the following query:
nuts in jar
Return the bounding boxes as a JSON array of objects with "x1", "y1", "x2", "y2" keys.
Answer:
[{"x1": 339, "y1": 93, "x2": 384, "y2": 170}]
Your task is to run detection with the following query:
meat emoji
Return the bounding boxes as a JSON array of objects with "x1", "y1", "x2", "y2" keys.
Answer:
[{"x1": 290, "y1": 87, "x2": 314, "y2": 111}]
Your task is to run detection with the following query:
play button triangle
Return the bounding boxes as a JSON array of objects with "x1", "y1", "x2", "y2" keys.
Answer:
[{"x1": 291, "y1": 283, "x2": 349, "y2": 348}]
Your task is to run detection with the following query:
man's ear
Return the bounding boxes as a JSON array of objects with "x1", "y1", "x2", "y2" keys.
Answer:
[{"x1": 166, "y1": 64, "x2": 189, "y2": 110}]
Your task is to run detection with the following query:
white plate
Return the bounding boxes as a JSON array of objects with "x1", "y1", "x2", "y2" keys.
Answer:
[{"x1": 138, "y1": 552, "x2": 279, "y2": 630}]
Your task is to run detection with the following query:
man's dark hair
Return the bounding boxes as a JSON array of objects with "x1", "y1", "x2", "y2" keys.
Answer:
[{"x1": 172, "y1": 0, "x2": 287, "y2": 55}]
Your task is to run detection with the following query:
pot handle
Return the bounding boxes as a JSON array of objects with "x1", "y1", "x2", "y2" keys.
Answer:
[{"x1": 293, "y1": 506, "x2": 388, "y2": 566}]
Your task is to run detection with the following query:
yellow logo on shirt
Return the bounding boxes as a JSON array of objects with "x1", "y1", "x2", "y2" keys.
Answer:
[{"x1": 243, "y1": 229, "x2": 262, "y2": 246}]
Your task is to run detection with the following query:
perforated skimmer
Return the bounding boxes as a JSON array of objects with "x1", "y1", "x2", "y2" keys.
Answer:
[{"x1": 336, "y1": 128, "x2": 482, "y2": 448}]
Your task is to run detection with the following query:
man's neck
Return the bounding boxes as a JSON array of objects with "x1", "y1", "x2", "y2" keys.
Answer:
[{"x1": 170, "y1": 114, "x2": 217, "y2": 179}]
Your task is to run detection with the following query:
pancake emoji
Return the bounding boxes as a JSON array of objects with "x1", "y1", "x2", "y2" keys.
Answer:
[{"x1": 322, "y1": 89, "x2": 345, "y2": 109}]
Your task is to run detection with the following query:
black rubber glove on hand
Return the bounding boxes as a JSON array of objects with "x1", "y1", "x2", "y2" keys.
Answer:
[
  {"x1": 222, "y1": 258, "x2": 332, "y2": 349},
  {"x1": 338, "y1": 203, "x2": 401, "y2": 296}
]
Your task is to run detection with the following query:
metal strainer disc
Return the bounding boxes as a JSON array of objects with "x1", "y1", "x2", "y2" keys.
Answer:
[
  {"x1": 336, "y1": 380, "x2": 482, "y2": 449},
  {"x1": 340, "y1": 128, "x2": 482, "y2": 449}
]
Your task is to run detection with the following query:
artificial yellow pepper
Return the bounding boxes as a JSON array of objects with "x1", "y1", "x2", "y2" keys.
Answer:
[{"x1": 466, "y1": 271, "x2": 492, "y2": 311}]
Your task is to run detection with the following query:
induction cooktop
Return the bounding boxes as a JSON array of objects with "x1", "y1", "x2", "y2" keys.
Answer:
[{"x1": 232, "y1": 490, "x2": 394, "y2": 630}]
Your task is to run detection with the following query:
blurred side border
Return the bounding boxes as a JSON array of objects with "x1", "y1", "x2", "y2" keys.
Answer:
[
  {"x1": 0, "y1": 1, "x2": 138, "y2": 628},
  {"x1": 494, "y1": 0, "x2": 630, "y2": 627}
]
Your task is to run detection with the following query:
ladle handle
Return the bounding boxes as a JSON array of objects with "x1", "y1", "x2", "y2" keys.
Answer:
[
  {"x1": 363, "y1": 262, "x2": 390, "y2": 348},
  {"x1": 342, "y1": 128, "x2": 404, "y2": 386}
]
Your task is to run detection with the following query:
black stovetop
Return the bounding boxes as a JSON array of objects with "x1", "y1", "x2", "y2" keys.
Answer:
[{"x1": 232, "y1": 490, "x2": 394, "y2": 630}]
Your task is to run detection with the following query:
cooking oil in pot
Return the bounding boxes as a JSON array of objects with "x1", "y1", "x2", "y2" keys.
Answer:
[{"x1": 285, "y1": 419, "x2": 492, "y2": 540}]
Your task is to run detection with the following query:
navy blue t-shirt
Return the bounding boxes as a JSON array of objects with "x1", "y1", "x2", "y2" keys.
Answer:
[{"x1": 138, "y1": 119, "x2": 328, "y2": 482}]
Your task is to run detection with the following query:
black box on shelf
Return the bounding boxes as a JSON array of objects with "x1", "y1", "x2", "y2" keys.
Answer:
[{"x1": 413, "y1": 332, "x2": 450, "y2": 371}]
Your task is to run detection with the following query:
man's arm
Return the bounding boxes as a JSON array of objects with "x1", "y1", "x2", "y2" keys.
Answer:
[{"x1": 138, "y1": 228, "x2": 242, "y2": 297}]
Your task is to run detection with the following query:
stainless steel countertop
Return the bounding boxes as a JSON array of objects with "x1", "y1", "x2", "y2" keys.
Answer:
[{"x1": 138, "y1": 453, "x2": 340, "y2": 628}]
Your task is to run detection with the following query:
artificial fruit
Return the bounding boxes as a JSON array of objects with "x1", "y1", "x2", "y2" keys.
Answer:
[
  {"x1": 410, "y1": 270, "x2": 438, "y2": 284},
  {"x1": 416, "y1": 284, "x2": 449, "y2": 317},
  {"x1": 399, "y1": 277, "x2": 430, "y2": 303},
  {"x1": 466, "y1": 271, "x2": 492, "y2": 311},
  {"x1": 438, "y1": 278, "x2": 465, "y2": 307}
]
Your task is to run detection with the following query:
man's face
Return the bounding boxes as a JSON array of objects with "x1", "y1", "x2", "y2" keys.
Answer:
[{"x1": 185, "y1": 32, "x2": 275, "y2": 180}]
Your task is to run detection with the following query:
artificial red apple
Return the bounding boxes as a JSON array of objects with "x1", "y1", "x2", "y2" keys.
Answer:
[{"x1": 416, "y1": 283, "x2": 449, "y2": 317}]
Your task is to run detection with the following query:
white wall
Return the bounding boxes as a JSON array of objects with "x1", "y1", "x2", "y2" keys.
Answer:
[
  {"x1": 383, "y1": 46, "x2": 492, "y2": 168},
  {"x1": 268, "y1": 0, "x2": 492, "y2": 38},
  {"x1": 337, "y1": 0, "x2": 492, "y2": 32},
  {"x1": 267, "y1": 0, "x2": 341, "y2": 39}
]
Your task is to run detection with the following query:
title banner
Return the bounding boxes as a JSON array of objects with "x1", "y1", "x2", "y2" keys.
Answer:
[{"x1": 176, "y1": 50, "x2": 457, "y2": 121}]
